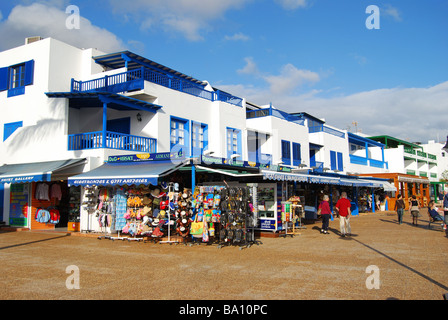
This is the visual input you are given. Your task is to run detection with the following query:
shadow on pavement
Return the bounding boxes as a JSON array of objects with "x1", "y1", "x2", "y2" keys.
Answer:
[
  {"x1": 352, "y1": 237, "x2": 448, "y2": 292},
  {"x1": 0, "y1": 234, "x2": 70, "y2": 251}
]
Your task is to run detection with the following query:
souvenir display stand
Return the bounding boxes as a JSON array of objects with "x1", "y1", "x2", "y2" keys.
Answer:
[
  {"x1": 289, "y1": 195, "x2": 306, "y2": 231},
  {"x1": 279, "y1": 201, "x2": 294, "y2": 238},
  {"x1": 77, "y1": 179, "x2": 256, "y2": 249},
  {"x1": 216, "y1": 186, "x2": 254, "y2": 250}
]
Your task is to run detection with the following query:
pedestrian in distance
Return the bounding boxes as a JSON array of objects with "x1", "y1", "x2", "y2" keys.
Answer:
[
  {"x1": 394, "y1": 194, "x2": 405, "y2": 225},
  {"x1": 409, "y1": 195, "x2": 420, "y2": 226},
  {"x1": 318, "y1": 195, "x2": 331, "y2": 234},
  {"x1": 335, "y1": 192, "x2": 352, "y2": 237}
]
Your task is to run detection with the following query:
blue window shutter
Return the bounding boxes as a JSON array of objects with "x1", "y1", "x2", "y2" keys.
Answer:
[
  {"x1": 24, "y1": 60, "x2": 35, "y2": 86},
  {"x1": 4, "y1": 121, "x2": 23, "y2": 141},
  {"x1": 337, "y1": 152, "x2": 344, "y2": 171},
  {"x1": 292, "y1": 142, "x2": 301, "y2": 166},
  {"x1": 0, "y1": 67, "x2": 8, "y2": 91},
  {"x1": 281, "y1": 140, "x2": 291, "y2": 165},
  {"x1": 330, "y1": 151, "x2": 337, "y2": 170}
]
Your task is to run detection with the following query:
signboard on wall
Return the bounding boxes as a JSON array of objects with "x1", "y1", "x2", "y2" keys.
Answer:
[{"x1": 9, "y1": 183, "x2": 28, "y2": 227}]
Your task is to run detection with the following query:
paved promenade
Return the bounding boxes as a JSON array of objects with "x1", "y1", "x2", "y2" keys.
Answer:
[{"x1": 0, "y1": 210, "x2": 447, "y2": 301}]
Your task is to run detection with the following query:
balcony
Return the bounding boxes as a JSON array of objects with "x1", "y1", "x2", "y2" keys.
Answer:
[
  {"x1": 349, "y1": 154, "x2": 388, "y2": 169},
  {"x1": 246, "y1": 107, "x2": 305, "y2": 125},
  {"x1": 309, "y1": 125, "x2": 345, "y2": 138},
  {"x1": 68, "y1": 131, "x2": 157, "y2": 153},
  {"x1": 71, "y1": 67, "x2": 243, "y2": 107}
]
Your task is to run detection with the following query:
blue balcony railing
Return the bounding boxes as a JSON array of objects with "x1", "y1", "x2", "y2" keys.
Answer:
[
  {"x1": 246, "y1": 108, "x2": 305, "y2": 125},
  {"x1": 71, "y1": 67, "x2": 243, "y2": 107},
  {"x1": 309, "y1": 125, "x2": 345, "y2": 138},
  {"x1": 68, "y1": 131, "x2": 157, "y2": 153}
]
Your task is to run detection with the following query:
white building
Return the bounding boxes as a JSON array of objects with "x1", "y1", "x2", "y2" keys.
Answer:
[{"x1": 0, "y1": 37, "x2": 396, "y2": 231}]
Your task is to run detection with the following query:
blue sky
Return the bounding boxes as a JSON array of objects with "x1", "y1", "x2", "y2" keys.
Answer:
[{"x1": 1, "y1": 0, "x2": 447, "y2": 143}]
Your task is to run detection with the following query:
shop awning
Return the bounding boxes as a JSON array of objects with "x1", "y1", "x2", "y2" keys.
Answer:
[
  {"x1": 262, "y1": 170, "x2": 308, "y2": 182},
  {"x1": 0, "y1": 159, "x2": 86, "y2": 183},
  {"x1": 68, "y1": 160, "x2": 186, "y2": 186},
  {"x1": 196, "y1": 165, "x2": 262, "y2": 178},
  {"x1": 308, "y1": 175, "x2": 341, "y2": 185},
  {"x1": 397, "y1": 176, "x2": 429, "y2": 184},
  {"x1": 381, "y1": 182, "x2": 397, "y2": 192}
]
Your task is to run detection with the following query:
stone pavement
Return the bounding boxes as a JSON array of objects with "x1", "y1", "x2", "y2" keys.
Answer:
[{"x1": 0, "y1": 210, "x2": 447, "y2": 301}]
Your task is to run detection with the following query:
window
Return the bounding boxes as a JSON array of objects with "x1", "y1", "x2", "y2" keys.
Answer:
[
  {"x1": 330, "y1": 151, "x2": 344, "y2": 171},
  {"x1": 281, "y1": 140, "x2": 291, "y2": 165},
  {"x1": 0, "y1": 60, "x2": 34, "y2": 97},
  {"x1": 170, "y1": 117, "x2": 189, "y2": 156},
  {"x1": 227, "y1": 128, "x2": 241, "y2": 159},
  {"x1": 292, "y1": 142, "x2": 301, "y2": 166},
  {"x1": 4, "y1": 121, "x2": 23, "y2": 141},
  {"x1": 192, "y1": 121, "x2": 208, "y2": 156}
]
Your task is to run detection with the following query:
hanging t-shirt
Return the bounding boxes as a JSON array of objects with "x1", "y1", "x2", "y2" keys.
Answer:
[
  {"x1": 35, "y1": 183, "x2": 50, "y2": 201},
  {"x1": 50, "y1": 184, "x2": 62, "y2": 201}
]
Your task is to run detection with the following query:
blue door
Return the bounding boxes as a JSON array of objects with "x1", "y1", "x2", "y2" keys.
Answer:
[{"x1": 310, "y1": 149, "x2": 316, "y2": 167}]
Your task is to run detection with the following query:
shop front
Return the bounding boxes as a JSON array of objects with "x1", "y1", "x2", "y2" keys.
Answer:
[
  {"x1": 67, "y1": 153, "x2": 261, "y2": 248},
  {"x1": 0, "y1": 159, "x2": 86, "y2": 230},
  {"x1": 358, "y1": 173, "x2": 429, "y2": 210}
]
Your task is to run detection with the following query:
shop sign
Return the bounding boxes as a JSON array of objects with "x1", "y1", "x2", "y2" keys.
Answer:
[
  {"x1": 258, "y1": 219, "x2": 276, "y2": 230},
  {"x1": 69, "y1": 177, "x2": 157, "y2": 186},
  {"x1": 108, "y1": 151, "x2": 184, "y2": 163},
  {"x1": 9, "y1": 183, "x2": 28, "y2": 227},
  {"x1": 0, "y1": 174, "x2": 50, "y2": 183}
]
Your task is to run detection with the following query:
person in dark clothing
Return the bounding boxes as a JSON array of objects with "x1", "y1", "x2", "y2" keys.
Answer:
[
  {"x1": 427, "y1": 200, "x2": 445, "y2": 228},
  {"x1": 394, "y1": 194, "x2": 405, "y2": 225}
]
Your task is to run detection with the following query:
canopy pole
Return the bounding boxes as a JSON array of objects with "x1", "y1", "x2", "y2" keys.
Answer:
[
  {"x1": 191, "y1": 164, "x2": 196, "y2": 191},
  {"x1": 102, "y1": 102, "x2": 107, "y2": 148}
]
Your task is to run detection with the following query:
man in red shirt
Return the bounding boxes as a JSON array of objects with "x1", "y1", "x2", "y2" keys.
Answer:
[{"x1": 335, "y1": 192, "x2": 352, "y2": 237}]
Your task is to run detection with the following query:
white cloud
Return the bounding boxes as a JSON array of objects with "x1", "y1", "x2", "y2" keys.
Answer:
[
  {"x1": 275, "y1": 0, "x2": 308, "y2": 10},
  {"x1": 109, "y1": 0, "x2": 252, "y2": 41},
  {"x1": 236, "y1": 57, "x2": 320, "y2": 94},
  {"x1": 382, "y1": 4, "x2": 402, "y2": 22},
  {"x1": 263, "y1": 63, "x2": 320, "y2": 94},
  {"x1": 237, "y1": 57, "x2": 259, "y2": 75},
  {"x1": 0, "y1": 3, "x2": 126, "y2": 52},
  {"x1": 224, "y1": 32, "x2": 250, "y2": 41},
  {"x1": 222, "y1": 80, "x2": 448, "y2": 143}
]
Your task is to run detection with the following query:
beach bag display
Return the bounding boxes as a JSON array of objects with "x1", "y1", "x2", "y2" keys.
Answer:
[{"x1": 190, "y1": 214, "x2": 203, "y2": 236}]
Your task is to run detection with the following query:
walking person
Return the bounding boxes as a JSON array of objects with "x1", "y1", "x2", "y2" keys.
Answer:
[
  {"x1": 394, "y1": 194, "x2": 405, "y2": 225},
  {"x1": 409, "y1": 195, "x2": 420, "y2": 226},
  {"x1": 319, "y1": 195, "x2": 331, "y2": 234},
  {"x1": 335, "y1": 192, "x2": 352, "y2": 237}
]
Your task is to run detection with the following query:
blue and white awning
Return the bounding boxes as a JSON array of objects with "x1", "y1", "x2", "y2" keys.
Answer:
[
  {"x1": 68, "y1": 161, "x2": 186, "y2": 186},
  {"x1": 262, "y1": 170, "x2": 308, "y2": 182},
  {"x1": 0, "y1": 159, "x2": 86, "y2": 183}
]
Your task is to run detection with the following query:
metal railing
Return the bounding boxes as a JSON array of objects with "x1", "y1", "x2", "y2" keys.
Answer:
[
  {"x1": 309, "y1": 125, "x2": 346, "y2": 138},
  {"x1": 68, "y1": 131, "x2": 157, "y2": 153},
  {"x1": 71, "y1": 67, "x2": 243, "y2": 107}
]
